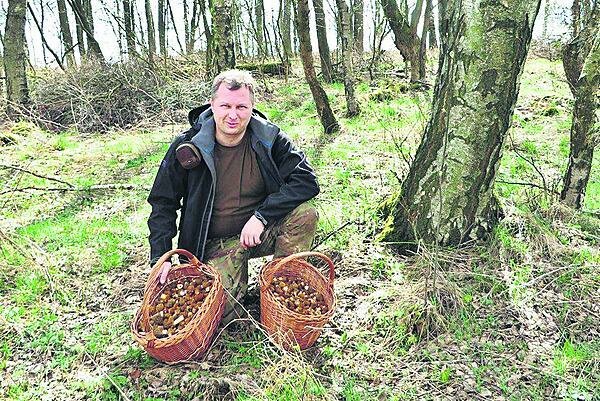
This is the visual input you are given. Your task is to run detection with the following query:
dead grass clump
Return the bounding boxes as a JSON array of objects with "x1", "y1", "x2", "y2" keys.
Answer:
[
  {"x1": 28, "y1": 59, "x2": 210, "y2": 133},
  {"x1": 373, "y1": 270, "x2": 463, "y2": 350}
]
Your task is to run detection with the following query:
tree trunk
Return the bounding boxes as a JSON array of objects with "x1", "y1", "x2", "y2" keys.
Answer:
[
  {"x1": 255, "y1": 0, "x2": 265, "y2": 56},
  {"x1": 207, "y1": 0, "x2": 236, "y2": 79},
  {"x1": 73, "y1": 0, "x2": 86, "y2": 58},
  {"x1": 145, "y1": 0, "x2": 156, "y2": 61},
  {"x1": 123, "y1": 0, "x2": 137, "y2": 57},
  {"x1": 279, "y1": 0, "x2": 292, "y2": 68},
  {"x1": 4, "y1": 0, "x2": 29, "y2": 116},
  {"x1": 313, "y1": 0, "x2": 334, "y2": 82},
  {"x1": 428, "y1": 0, "x2": 437, "y2": 48},
  {"x1": 410, "y1": 0, "x2": 424, "y2": 34},
  {"x1": 200, "y1": 0, "x2": 212, "y2": 58},
  {"x1": 380, "y1": 0, "x2": 422, "y2": 81},
  {"x1": 418, "y1": 0, "x2": 431, "y2": 76},
  {"x1": 68, "y1": 0, "x2": 104, "y2": 60},
  {"x1": 379, "y1": 0, "x2": 541, "y2": 249},
  {"x1": 57, "y1": 0, "x2": 75, "y2": 66},
  {"x1": 336, "y1": 0, "x2": 360, "y2": 116},
  {"x1": 158, "y1": 0, "x2": 166, "y2": 56},
  {"x1": 353, "y1": 0, "x2": 364, "y2": 53},
  {"x1": 560, "y1": 7, "x2": 599, "y2": 208},
  {"x1": 296, "y1": 0, "x2": 340, "y2": 134},
  {"x1": 183, "y1": 0, "x2": 190, "y2": 52},
  {"x1": 188, "y1": 0, "x2": 199, "y2": 53}
]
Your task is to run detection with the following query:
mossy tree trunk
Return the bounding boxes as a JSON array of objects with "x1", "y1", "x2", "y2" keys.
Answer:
[
  {"x1": 4, "y1": 0, "x2": 29, "y2": 116},
  {"x1": 335, "y1": 0, "x2": 360, "y2": 116},
  {"x1": 207, "y1": 0, "x2": 236, "y2": 79},
  {"x1": 313, "y1": 0, "x2": 333, "y2": 82},
  {"x1": 380, "y1": 0, "x2": 423, "y2": 82},
  {"x1": 296, "y1": 0, "x2": 340, "y2": 134},
  {"x1": 379, "y1": 0, "x2": 541, "y2": 249},
  {"x1": 560, "y1": 6, "x2": 599, "y2": 208}
]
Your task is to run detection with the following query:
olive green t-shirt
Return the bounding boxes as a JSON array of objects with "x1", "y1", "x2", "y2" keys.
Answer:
[{"x1": 207, "y1": 133, "x2": 267, "y2": 239}]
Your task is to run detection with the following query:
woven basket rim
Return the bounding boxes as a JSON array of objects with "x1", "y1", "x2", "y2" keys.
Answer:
[
  {"x1": 131, "y1": 249, "x2": 225, "y2": 349},
  {"x1": 259, "y1": 252, "x2": 337, "y2": 321}
]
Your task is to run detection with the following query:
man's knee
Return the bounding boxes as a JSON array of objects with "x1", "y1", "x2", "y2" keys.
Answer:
[{"x1": 287, "y1": 203, "x2": 318, "y2": 231}]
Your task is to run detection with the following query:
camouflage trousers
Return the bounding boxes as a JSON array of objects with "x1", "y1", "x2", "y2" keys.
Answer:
[{"x1": 204, "y1": 203, "x2": 318, "y2": 325}]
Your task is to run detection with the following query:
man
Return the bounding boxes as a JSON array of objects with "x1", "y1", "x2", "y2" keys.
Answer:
[{"x1": 147, "y1": 70, "x2": 319, "y2": 323}]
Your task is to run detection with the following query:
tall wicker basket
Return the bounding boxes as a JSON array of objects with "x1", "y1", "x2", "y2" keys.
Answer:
[
  {"x1": 259, "y1": 251, "x2": 336, "y2": 350},
  {"x1": 131, "y1": 249, "x2": 225, "y2": 364}
]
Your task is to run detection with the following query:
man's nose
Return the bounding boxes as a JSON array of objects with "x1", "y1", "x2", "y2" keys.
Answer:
[{"x1": 228, "y1": 109, "x2": 238, "y2": 119}]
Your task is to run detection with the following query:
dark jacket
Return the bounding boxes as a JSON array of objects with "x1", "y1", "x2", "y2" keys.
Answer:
[{"x1": 147, "y1": 104, "x2": 320, "y2": 264}]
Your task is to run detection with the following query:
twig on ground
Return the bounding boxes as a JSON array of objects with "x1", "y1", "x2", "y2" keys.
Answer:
[
  {"x1": 311, "y1": 219, "x2": 359, "y2": 250},
  {"x1": 496, "y1": 179, "x2": 560, "y2": 195},
  {"x1": 0, "y1": 183, "x2": 150, "y2": 195},
  {"x1": 84, "y1": 350, "x2": 133, "y2": 401},
  {"x1": 0, "y1": 163, "x2": 74, "y2": 187}
]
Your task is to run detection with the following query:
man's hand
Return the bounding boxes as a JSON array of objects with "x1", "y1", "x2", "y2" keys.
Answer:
[
  {"x1": 240, "y1": 215, "x2": 265, "y2": 249},
  {"x1": 158, "y1": 261, "x2": 171, "y2": 284}
]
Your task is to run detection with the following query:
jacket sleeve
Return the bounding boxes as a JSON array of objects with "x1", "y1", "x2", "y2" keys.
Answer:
[
  {"x1": 147, "y1": 137, "x2": 188, "y2": 265},
  {"x1": 255, "y1": 131, "x2": 320, "y2": 225}
]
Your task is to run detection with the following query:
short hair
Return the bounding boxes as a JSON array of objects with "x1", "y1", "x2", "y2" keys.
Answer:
[{"x1": 211, "y1": 70, "x2": 256, "y2": 104}]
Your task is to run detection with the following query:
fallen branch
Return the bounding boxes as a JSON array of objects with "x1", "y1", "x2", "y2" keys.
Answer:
[
  {"x1": 0, "y1": 164, "x2": 74, "y2": 187},
  {"x1": 0, "y1": 183, "x2": 150, "y2": 196},
  {"x1": 311, "y1": 219, "x2": 359, "y2": 250},
  {"x1": 496, "y1": 179, "x2": 560, "y2": 195}
]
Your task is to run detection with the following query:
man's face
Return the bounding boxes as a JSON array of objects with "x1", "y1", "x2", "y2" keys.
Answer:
[{"x1": 210, "y1": 83, "x2": 253, "y2": 145}]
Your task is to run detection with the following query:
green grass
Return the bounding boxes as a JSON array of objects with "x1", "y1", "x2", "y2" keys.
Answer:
[{"x1": 17, "y1": 212, "x2": 136, "y2": 273}]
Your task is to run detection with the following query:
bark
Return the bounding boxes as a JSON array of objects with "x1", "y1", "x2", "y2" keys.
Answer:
[
  {"x1": 158, "y1": 0, "x2": 166, "y2": 55},
  {"x1": 123, "y1": 0, "x2": 136, "y2": 57},
  {"x1": 380, "y1": 0, "x2": 422, "y2": 81},
  {"x1": 353, "y1": 0, "x2": 364, "y2": 53},
  {"x1": 313, "y1": 0, "x2": 334, "y2": 82},
  {"x1": 560, "y1": 6, "x2": 600, "y2": 208},
  {"x1": 57, "y1": 0, "x2": 75, "y2": 66},
  {"x1": 336, "y1": 0, "x2": 360, "y2": 116},
  {"x1": 296, "y1": 0, "x2": 340, "y2": 134},
  {"x1": 4, "y1": 0, "x2": 29, "y2": 115},
  {"x1": 379, "y1": 0, "x2": 541, "y2": 249},
  {"x1": 145, "y1": 0, "x2": 156, "y2": 61},
  {"x1": 207, "y1": 0, "x2": 236, "y2": 78}
]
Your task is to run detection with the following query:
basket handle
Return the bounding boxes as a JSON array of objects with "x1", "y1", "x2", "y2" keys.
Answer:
[
  {"x1": 147, "y1": 248, "x2": 200, "y2": 289},
  {"x1": 273, "y1": 251, "x2": 335, "y2": 287}
]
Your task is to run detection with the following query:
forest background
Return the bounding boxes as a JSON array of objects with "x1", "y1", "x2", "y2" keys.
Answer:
[{"x1": 0, "y1": 0, "x2": 598, "y2": 399}]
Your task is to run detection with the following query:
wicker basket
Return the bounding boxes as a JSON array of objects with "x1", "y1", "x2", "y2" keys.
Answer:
[
  {"x1": 131, "y1": 249, "x2": 226, "y2": 364},
  {"x1": 259, "y1": 251, "x2": 336, "y2": 350}
]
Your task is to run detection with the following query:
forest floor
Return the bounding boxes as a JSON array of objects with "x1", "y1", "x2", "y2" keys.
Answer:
[{"x1": 0, "y1": 56, "x2": 599, "y2": 401}]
